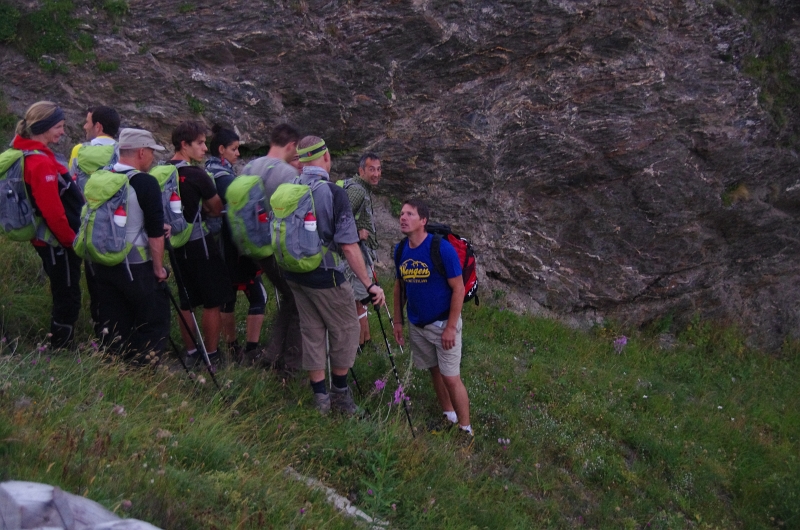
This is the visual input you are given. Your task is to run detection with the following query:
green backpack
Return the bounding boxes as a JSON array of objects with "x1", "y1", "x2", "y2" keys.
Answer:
[
  {"x1": 73, "y1": 169, "x2": 132, "y2": 266},
  {"x1": 148, "y1": 165, "x2": 192, "y2": 248},
  {"x1": 0, "y1": 149, "x2": 40, "y2": 242},
  {"x1": 225, "y1": 175, "x2": 272, "y2": 259},
  {"x1": 270, "y1": 179, "x2": 334, "y2": 273},
  {"x1": 71, "y1": 143, "x2": 117, "y2": 191}
]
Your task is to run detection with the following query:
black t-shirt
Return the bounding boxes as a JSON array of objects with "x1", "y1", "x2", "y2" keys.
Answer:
[
  {"x1": 171, "y1": 161, "x2": 218, "y2": 223},
  {"x1": 129, "y1": 172, "x2": 165, "y2": 238}
]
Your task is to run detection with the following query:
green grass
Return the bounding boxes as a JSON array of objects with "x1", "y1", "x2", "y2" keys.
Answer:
[
  {"x1": 0, "y1": 2, "x2": 20, "y2": 43},
  {"x1": 97, "y1": 60, "x2": 118, "y2": 73},
  {"x1": 102, "y1": 0, "x2": 129, "y2": 18},
  {"x1": 716, "y1": 0, "x2": 800, "y2": 143},
  {"x1": 0, "y1": 92, "x2": 18, "y2": 136},
  {"x1": 0, "y1": 239, "x2": 798, "y2": 528},
  {"x1": 742, "y1": 41, "x2": 800, "y2": 130},
  {"x1": 16, "y1": 0, "x2": 77, "y2": 61}
]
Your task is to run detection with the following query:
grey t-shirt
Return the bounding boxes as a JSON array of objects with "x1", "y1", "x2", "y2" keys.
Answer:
[{"x1": 242, "y1": 156, "x2": 298, "y2": 201}]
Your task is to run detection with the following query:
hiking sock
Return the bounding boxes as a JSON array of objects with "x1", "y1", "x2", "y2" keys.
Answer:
[
  {"x1": 331, "y1": 373, "x2": 348, "y2": 390},
  {"x1": 245, "y1": 341, "x2": 259, "y2": 352},
  {"x1": 459, "y1": 424, "x2": 473, "y2": 435},
  {"x1": 310, "y1": 379, "x2": 327, "y2": 394},
  {"x1": 444, "y1": 411, "x2": 458, "y2": 423}
]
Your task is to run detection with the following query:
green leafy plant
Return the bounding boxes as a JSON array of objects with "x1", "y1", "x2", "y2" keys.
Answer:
[
  {"x1": 186, "y1": 95, "x2": 205, "y2": 115},
  {"x1": 389, "y1": 197, "x2": 402, "y2": 217}
]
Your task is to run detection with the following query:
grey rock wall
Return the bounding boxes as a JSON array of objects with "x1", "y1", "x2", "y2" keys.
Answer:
[{"x1": 1, "y1": 0, "x2": 799, "y2": 348}]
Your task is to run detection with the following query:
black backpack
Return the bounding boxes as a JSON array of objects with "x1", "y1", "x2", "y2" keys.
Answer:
[{"x1": 394, "y1": 222, "x2": 479, "y2": 305}]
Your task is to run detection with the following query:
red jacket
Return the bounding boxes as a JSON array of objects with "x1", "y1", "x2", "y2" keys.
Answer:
[{"x1": 12, "y1": 135, "x2": 75, "y2": 247}]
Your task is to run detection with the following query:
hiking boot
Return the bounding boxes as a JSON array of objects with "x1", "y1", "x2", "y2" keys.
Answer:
[
  {"x1": 330, "y1": 385, "x2": 357, "y2": 416},
  {"x1": 313, "y1": 392, "x2": 331, "y2": 415}
]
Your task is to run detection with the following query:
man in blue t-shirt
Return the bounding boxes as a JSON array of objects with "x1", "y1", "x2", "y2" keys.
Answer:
[{"x1": 392, "y1": 199, "x2": 473, "y2": 437}]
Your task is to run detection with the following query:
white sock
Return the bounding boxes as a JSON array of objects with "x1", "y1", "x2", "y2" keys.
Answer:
[
  {"x1": 443, "y1": 411, "x2": 458, "y2": 423},
  {"x1": 459, "y1": 424, "x2": 473, "y2": 434}
]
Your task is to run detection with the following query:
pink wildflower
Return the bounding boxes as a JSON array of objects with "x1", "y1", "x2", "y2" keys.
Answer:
[
  {"x1": 393, "y1": 385, "x2": 409, "y2": 405},
  {"x1": 374, "y1": 379, "x2": 386, "y2": 391}
]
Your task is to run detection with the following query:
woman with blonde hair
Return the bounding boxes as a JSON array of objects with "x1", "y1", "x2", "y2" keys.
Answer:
[{"x1": 12, "y1": 101, "x2": 84, "y2": 349}]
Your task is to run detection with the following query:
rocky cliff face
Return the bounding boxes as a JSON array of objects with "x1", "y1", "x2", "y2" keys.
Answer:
[{"x1": 1, "y1": 0, "x2": 799, "y2": 349}]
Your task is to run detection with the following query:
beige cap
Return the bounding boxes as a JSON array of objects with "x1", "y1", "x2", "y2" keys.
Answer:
[{"x1": 118, "y1": 128, "x2": 166, "y2": 151}]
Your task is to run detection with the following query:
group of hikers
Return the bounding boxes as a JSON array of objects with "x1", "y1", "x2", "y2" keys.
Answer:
[{"x1": 4, "y1": 100, "x2": 473, "y2": 436}]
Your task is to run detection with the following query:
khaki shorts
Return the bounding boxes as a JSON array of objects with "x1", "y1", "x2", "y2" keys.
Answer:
[
  {"x1": 408, "y1": 317, "x2": 463, "y2": 377},
  {"x1": 288, "y1": 281, "x2": 359, "y2": 371},
  {"x1": 343, "y1": 244, "x2": 374, "y2": 302}
]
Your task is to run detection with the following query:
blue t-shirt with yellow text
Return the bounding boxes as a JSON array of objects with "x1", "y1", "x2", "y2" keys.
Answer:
[{"x1": 395, "y1": 233, "x2": 462, "y2": 326}]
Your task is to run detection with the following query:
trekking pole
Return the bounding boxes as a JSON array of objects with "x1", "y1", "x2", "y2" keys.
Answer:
[
  {"x1": 350, "y1": 366, "x2": 364, "y2": 398},
  {"x1": 374, "y1": 303, "x2": 415, "y2": 438},
  {"x1": 158, "y1": 268, "x2": 191, "y2": 377},
  {"x1": 164, "y1": 239, "x2": 221, "y2": 390},
  {"x1": 371, "y1": 269, "x2": 406, "y2": 357},
  {"x1": 326, "y1": 331, "x2": 332, "y2": 388},
  {"x1": 163, "y1": 277, "x2": 221, "y2": 390}
]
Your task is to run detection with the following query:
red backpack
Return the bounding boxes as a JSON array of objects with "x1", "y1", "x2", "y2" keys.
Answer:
[{"x1": 394, "y1": 221, "x2": 479, "y2": 305}]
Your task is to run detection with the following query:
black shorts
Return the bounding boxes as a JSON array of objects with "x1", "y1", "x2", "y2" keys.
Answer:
[{"x1": 174, "y1": 234, "x2": 234, "y2": 310}]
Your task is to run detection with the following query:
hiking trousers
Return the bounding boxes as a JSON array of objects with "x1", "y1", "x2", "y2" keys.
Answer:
[
  {"x1": 35, "y1": 244, "x2": 82, "y2": 349},
  {"x1": 94, "y1": 261, "x2": 170, "y2": 360},
  {"x1": 259, "y1": 255, "x2": 303, "y2": 371}
]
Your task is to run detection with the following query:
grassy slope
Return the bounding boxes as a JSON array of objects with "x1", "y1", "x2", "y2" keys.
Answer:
[{"x1": 0, "y1": 240, "x2": 798, "y2": 529}]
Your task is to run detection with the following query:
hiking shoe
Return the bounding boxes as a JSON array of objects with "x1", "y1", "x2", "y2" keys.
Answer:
[
  {"x1": 313, "y1": 392, "x2": 331, "y2": 415},
  {"x1": 456, "y1": 427, "x2": 475, "y2": 450},
  {"x1": 234, "y1": 346, "x2": 261, "y2": 367},
  {"x1": 184, "y1": 351, "x2": 201, "y2": 369},
  {"x1": 427, "y1": 416, "x2": 457, "y2": 435},
  {"x1": 330, "y1": 385, "x2": 357, "y2": 416},
  {"x1": 207, "y1": 351, "x2": 221, "y2": 372}
]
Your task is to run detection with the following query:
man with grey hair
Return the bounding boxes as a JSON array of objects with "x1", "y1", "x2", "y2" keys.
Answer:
[
  {"x1": 341, "y1": 152, "x2": 382, "y2": 348},
  {"x1": 92, "y1": 128, "x2": 170, "y2": 364},
  {"x1": 281, "y1": 136, "x2": 385, "y2": 415}
]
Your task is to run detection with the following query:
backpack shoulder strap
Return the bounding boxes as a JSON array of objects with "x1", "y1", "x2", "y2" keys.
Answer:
[
  {"x1": 394, "y1": 237, "x2": 408, "y2": 269},
  {"x1": 430, "y1": 234, "x2": 446, "y2": 278}
]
